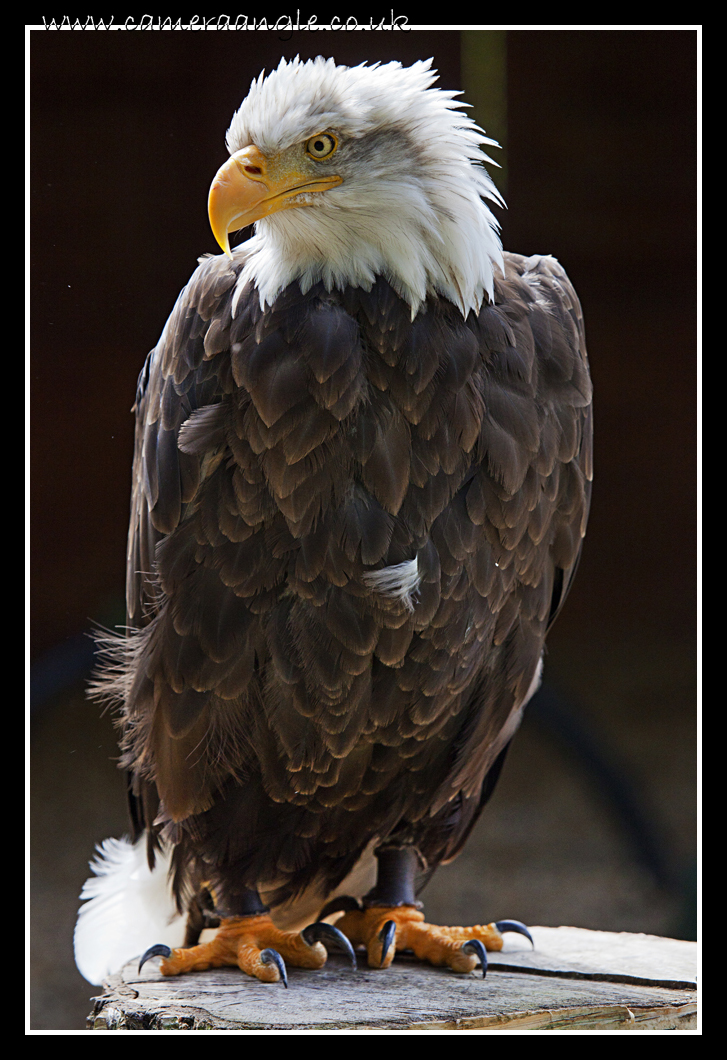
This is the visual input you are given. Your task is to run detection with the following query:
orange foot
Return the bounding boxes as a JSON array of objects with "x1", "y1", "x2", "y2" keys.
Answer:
[
  {"x1": 334, "y1": 904, "x2": 533, "y2": 976},
  {"x1": 138, "y1": 914, "x2": 356, "y2": 986}
]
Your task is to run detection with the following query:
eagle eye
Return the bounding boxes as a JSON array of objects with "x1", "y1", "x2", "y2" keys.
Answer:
[{"x1": 305, "y1": 132, "x2": 338, "y2": 161}]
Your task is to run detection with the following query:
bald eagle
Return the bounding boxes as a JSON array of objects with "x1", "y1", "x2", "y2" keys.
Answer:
[{"x1": 75, "y1": 56, "x2": 592, "y2": 986}]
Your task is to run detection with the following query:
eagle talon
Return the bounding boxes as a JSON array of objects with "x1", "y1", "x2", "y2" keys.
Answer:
[
  {"x1": 301, "y1": 921, "x2": 357, "y2": 969},
  {"x1": 494, "y1": 919, "x2": 534, "y2": 947},
  {"x1": 138, "y1": 943, "x2": 172, "y2": 973},
  {"x1": 260, "y1": 947, "x2": 288, "y2": 987},
  {"x1": 462, "y1": 939, "x2": 488, "y2": 978},
  {"x1": 378, "y1": 920, "x2": 397, "y2": 966}
]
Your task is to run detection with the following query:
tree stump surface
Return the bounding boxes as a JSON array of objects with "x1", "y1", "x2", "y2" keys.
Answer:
[{"x1": 87, "y1": 925, "x2": 697, "y2": 1031}]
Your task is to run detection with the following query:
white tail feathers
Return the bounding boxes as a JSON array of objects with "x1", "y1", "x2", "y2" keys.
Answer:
[{"x1": 74, "y1": 836, "x2": 184, "y2": 984}]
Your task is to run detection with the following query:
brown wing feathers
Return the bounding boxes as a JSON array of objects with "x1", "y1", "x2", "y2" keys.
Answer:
[{"x1": 106, "y1": 248, "x2": 591, "y2": 901}]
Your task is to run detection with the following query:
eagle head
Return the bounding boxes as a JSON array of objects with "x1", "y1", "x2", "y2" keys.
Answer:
[{"x1": 208, "y1": 56, "x2": 505, "y2": 318}]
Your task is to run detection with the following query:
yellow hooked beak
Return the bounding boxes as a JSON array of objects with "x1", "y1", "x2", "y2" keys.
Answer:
[{"x1": 208, "y1": 144, "x2": 343, "y2": 257}]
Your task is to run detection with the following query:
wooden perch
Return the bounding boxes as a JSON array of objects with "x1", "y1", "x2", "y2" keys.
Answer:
[{"x1": 87, "y1": 925, "x2": 697, "y2": 1031}]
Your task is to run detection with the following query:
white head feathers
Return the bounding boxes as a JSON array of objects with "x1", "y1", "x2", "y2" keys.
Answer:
[{"x1": 226, "y1": 56, "x2": 505, "y2": 319}]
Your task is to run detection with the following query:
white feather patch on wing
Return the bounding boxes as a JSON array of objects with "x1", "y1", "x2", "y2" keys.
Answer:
[
  {"x1": 361, "y1": 557, "x2": 420, "y2": 611},
  {"x1": 73, "y1": 835, "x2": 184, "y2": 985}
]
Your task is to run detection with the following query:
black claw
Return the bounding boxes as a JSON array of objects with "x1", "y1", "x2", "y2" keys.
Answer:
[
  {"x1": 462, "y1": 938, "x2": 488, "y2": 978},
  {"x1": 495, "y1": 919, "x2": 535, "y2": 947},
  {"x1": 138, "y1": 943, "x2": 172, "y2": 973},
  {"x1": 378, "y1": 919, "x2": 397, "y2": 967},
  {"x1": 301, "y1": 921, "x2": 357, "y2": 969},
  {"x1": 260, "y1": 947, "x2": 288, "y2": 987}
]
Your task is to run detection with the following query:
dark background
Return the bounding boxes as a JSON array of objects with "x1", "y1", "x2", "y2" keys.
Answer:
[{"x1": 29, "y1": 27, "x2": 697, "y2": 1029}]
